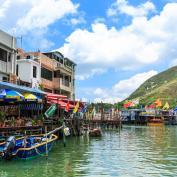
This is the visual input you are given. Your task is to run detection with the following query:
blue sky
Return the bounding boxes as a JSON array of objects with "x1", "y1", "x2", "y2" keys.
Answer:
[{"x1": 0, "y1": 0, "x2": 177, "y2": 103}]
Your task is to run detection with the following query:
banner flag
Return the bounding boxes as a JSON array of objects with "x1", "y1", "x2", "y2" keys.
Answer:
[
  {"x1": 163, "y1": 102, "x2": 170, "y2": 110},
  {"x1": 73, "y1": 101, "x2": 79, "y2": 113}
]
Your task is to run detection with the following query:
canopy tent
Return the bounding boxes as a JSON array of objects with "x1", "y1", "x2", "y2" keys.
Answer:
[
  {"x1": 0, "y1": 81, "x2": 45, "y2": 95},
  {"x1": 46, "y1": 93, "x2": 84, "y2": 111}
]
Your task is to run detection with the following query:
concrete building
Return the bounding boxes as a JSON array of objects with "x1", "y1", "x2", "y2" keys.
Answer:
[
  {"x1": 17, "y1": 50, "x2": 76, "y2": 99},
  {"x1": 0, "y1": 30, "x2": 17, "y2": 83},
  {"x1": 16, "y1": 49, "x2": 41, "y2": 88},
  {"x1": 43, "y1": 51, "x2": 76, "y2": 99}
]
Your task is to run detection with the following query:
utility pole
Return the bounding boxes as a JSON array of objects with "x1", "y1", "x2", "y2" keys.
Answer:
[{"x1": 16, "y1": 36, "x2": 23, "y2": 48}]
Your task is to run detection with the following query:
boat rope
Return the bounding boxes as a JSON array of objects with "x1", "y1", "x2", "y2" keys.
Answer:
[{"x1": 34, "y1": 146, "x2": 47, "y2": 157}]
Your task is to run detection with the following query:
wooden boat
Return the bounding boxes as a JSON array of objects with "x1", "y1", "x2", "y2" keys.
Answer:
[
  {"x1": 147, "y1": 116, "x2": 164, "y2": 126},
  {"x1": 0, "y1": 134, "x2": 57, "y2": 160},
  {"x1": 0, "y1": 126, "x2": 64, "y2": 160},
  {"x1": 89, "y1": 128, "x2": 102, "y2": 137}
]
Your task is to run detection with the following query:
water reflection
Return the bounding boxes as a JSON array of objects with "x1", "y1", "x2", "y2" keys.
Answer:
[{"x1": 0, "y1": 127, "x2": 177, "y2": 176}]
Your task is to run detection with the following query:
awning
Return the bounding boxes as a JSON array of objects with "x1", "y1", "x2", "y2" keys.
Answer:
[
  {"x1": 46, "y1": 92, "x2": 67, "y2": 99},
  {"x1": 47, "y1": 99, "x2": 74, "y2": 109},
  {"x1": 0, "y1": 81, "x2": 45, "y2": 95}
]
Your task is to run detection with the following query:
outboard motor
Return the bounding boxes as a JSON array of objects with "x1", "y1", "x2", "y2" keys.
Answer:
[{"x1": 2, "y1": 136, "x2": 16, "y2": 160}]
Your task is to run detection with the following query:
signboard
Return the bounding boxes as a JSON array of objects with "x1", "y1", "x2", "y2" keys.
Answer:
[{"x1": 44, "y1": 104, "x2": 57, "y2": 118}]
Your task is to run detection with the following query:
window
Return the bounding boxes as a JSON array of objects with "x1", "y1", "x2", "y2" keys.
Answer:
[
  {"x1": 33, "y1": 66, "x2": 37, "y2": 78},
  {"x1": 54, "y1": 70, "x2": 60, "y2": 78},
  {"x1": 0, "y1": 48, "x2": 7, "y2": 62},
  {"x1": 26, "y1": 55, "x2": 31, "y2": 59},
  {"x1": 2, "y1": 77, "x2": 8, "y2": 82},
  {"x1": 41, "y1": 67, "x2": 53, "y2": 81},
  {"x1": 16, "y1": 64, "x2": 19, "y2": 76},
  {"x1": 17, "y1": 55, "x2": 20, "y2": 60},
  {"x1": 8, "y1": 53, "x2": 11, "y2": 62}
]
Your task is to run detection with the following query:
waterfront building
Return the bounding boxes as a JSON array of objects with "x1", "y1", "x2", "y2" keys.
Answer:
[
  {"x1": 17, "y1": 50, "x2": 76, "y2": 99},
  {"x1": 16, "y1": 49, "x2": 41, "y2": 88},
  {"x1": 43, "y1": 51, "x2": 76, "y2": 99},
  {"x1": 0, "y1": 30, "x2": 17, "y2": 83}
]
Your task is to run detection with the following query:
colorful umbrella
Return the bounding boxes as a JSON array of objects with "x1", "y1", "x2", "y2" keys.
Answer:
[
  {"x1": 0, "y1": 89, "x2": 24, "y2": 101},
  {"x1": 22, "y1": 93, "x2": 38, "y2": 101}
]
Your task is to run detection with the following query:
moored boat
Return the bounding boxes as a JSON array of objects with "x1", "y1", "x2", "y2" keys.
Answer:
[
  {"x1": 0, "y1": 134, "x2": 57, "y2": 160},
  {"x1": 147, "y1": 116, "x2": 164, "y2": 126},
  {"x1": 89, "y1": 128, "x2": 102, "y2": 137}
]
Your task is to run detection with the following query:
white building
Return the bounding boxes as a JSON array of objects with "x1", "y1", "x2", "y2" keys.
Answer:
[
  {"x1": 16, "y1": 55, "x2": 41, "y2": 89},
  {"x1": 0, "y1": 30, "x2": 16, "y2": 83}
]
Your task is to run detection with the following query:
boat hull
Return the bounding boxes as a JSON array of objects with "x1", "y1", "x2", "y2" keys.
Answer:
[
  {"x1": 147, "y1": 122, "x2": 164, "y2": 126},
  {"x1": 16, "y1": 141, "x2": 54, "y2": 159},
  {"x1": 0, "y1": 134, "x2": 58, "y2": 160}
]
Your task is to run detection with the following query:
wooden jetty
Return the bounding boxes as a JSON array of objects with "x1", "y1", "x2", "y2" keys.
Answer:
[{"x1": 85, "y1": 111, "x2": 122, "y2": 130}]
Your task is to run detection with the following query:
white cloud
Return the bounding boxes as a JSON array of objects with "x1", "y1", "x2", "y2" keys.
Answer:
[
  {"x1": 59, "y1": 2, "x2": 177, "y2": 80},
  {"x1": 90, "y1": 70, "x2": 157, "y2": 103},
  {"x1": 0, "y1": 0, "x2": 79, "y2": 50},
  {"x1": 16, "y1": 0, "x2": 78, "y2": 32},
  {"x1": 112, "y1": 70, "x2": 157, "y2": 98},
  {"x1": 0, "y1": 0, "x2": 78, "y2": 33},
  {"x1": 94, "y1": 97, "x2": 121, "y2": 104},
  {"x1": 70, "y1": 16, "x2": 86, "y2": 26},
  {"x1": 169, "y1": 58, "x2": 177, "y2": 67},
  {"x1": 107, "y1": 0, "x2": 156, "y2": 17},
  {"x1": 94, "y1": 88, "x2": 105, "y2": 96}
]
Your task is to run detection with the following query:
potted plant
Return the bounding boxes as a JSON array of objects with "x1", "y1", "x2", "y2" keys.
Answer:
[
  {"x1": 32, "y1": 119, "x2": 37, "y2": 126},
  {"x1": 37, "y1": 114, "x2": 44, "y2": 126}
]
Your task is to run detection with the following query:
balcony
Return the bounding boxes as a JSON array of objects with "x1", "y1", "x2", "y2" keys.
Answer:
[
  {"x1": 54, "y1": 62, "x2": 73, "y2": 74},
  {"x1": 60, "y1": 78, "x2": 72, "y2": 92},
  {"x1": 40, "y1": 54, "x2": 54, "y2": 70},
  {"x1": 41, "y1": 78, "x2": 53, "y2": 90}
]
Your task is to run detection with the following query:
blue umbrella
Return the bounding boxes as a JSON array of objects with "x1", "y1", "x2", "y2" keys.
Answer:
[{"x1": 0, "y1": 89, "x2": 24, "y2": 101}]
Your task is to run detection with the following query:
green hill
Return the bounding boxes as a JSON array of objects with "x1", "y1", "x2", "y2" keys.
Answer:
[{"x1": 126, "y1": 66, "x2": 177, "y2": 106}]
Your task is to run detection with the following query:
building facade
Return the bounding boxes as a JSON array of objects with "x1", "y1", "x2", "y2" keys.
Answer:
[
  {"x1": 16, "y1": 49, "x2": 41, "y2": 88},
  {"x1": 0, "y1": 30, "x2": 17, "y2": 83},
  {"x1": 43, "y1": 51, "x2": 76, "y2": 99},
  {"x1": 17, "y1": 50, "x2": 76, "y2": 99}
]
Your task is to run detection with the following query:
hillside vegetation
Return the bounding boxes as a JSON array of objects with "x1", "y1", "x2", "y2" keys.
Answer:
[{"x1": 126, "y1": 66, "x2": 177, "y2": 106}]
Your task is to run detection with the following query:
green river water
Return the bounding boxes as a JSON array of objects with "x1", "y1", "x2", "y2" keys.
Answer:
[{"x1": 1, "y1": 126, "x2": 177, "y2": 177}]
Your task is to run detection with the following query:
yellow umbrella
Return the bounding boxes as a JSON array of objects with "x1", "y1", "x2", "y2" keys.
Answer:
[{"x1": 22, "y1": 93, "x2": 37, "y2": 101}]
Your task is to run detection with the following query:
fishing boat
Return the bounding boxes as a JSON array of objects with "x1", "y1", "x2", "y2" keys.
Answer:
[
  {"x1": 147, "y1": 115, "x2": 164, "y2": 126},
  {"x1": 0, "y1": 126, "x2": 63, "y2": 160},
  {"x1": 0, "y1": 134, "x2": 57, "y2": 160}
]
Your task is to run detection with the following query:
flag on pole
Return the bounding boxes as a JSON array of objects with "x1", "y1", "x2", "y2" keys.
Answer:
[
  {"x1": 162, "y1": 102, "x2": 170, "y2": 110},
  {"x1": 73, "y1": 101, "x2": 79, "y2": 113},
  {"x1": 149, "y1": 104, "x2": 155, "y2": 109},
  {"x1": 123, "y1": 101, "x2": 133, "y2": 108},
  {"x1": 154, "y1": 99, "x2": 162, "y2": 107},
  {"x1": 65, "y1": 101, "x2": 70, "y2": 112}
]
